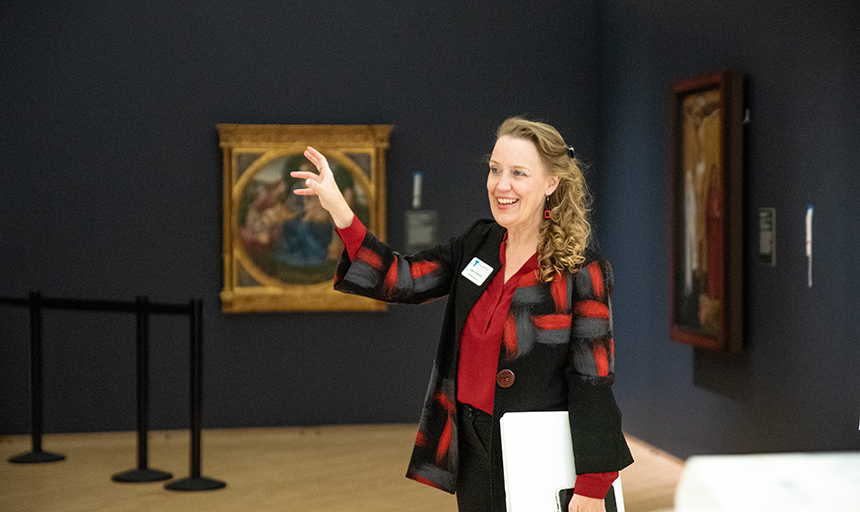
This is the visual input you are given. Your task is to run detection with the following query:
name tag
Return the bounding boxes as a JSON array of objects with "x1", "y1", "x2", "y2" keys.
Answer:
[{"x1": 461, "y1": 257, "x2": 494, "y2": 286}]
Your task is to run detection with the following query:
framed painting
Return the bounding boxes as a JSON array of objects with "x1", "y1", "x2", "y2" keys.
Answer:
[
  {"x1": 219, "y1": 124, "x2": 392, "y2": 313},
  {"x1": 669, "y1": 71, "x2": 744, "y2": 353}
]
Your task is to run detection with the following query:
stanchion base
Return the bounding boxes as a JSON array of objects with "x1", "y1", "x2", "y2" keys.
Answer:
[
  {"x1": 8, "y1": 450, "x2": 65, "y2": 464},
  {"x1": 112, "y1": 468, "x2": 173, "y2": 483},
  {"x1": 165, "y1": 476, "x2": 226, "y2": 491}
]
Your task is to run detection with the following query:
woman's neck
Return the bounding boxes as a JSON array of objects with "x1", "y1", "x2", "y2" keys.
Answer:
[
  {"x1": 504, "y1": 227, "x2": 540, "y2": 283},
  {"x1": 505, "y1": 225, "x2": 540, "y2": 257}
]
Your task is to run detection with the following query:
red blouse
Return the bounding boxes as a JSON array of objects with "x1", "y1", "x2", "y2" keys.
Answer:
[{"x1": 456, "y1": 236, "x2": 536, "y2": 414}]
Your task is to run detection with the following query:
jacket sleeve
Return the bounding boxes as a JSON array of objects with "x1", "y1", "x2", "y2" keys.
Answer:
[
  {"x1": 332, "y1": 227, "x2": 458, "y2": 305},
  {"x1": 565, "y1": 256, "x2": 634, "y2": 474}
]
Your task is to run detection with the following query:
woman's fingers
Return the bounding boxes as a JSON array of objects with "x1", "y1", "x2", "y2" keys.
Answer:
[
  {"x1": 291, "y1": 146, "x2": 328, "y2": 194},
  {"x1": 290, "y1": 147, "x2": 331, "y2": 193},
  {"x1": 304, "y1": 146, "x2": 328, "y2": 173},
  {"x1": 289, "y1": 170, "x2": 318, "y2": 185},
  {"x1": 286, "y1": 146, "x2": 355, "y2": 228},
  {"x1": 291, "y1": 186, "x2": 316, "y2": 196},
  {"x1": 289, "y1": 170, "x2": 316, "y2": 180},
  {"x1": 287, "y1": 170, "x2": 318, "y2": 195}
]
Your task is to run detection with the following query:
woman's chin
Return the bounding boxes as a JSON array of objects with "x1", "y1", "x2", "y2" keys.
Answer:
[{"x1": 491, "y1": 213, "x2": 515, "y2": 229}]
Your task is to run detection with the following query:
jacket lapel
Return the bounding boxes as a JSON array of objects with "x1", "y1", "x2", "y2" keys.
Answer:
[{"x1": 453, "y1": 223, "x2": 505, "y2": 333}]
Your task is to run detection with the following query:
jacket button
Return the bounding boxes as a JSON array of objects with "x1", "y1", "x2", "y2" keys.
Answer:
[{"x1": 496, "y1": 369, "x2": 515, "y2": 388}]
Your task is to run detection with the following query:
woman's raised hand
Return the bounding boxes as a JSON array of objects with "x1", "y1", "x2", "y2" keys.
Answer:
[{"x1": 290, "y1": 146, "x2": 356, "y2": 228}]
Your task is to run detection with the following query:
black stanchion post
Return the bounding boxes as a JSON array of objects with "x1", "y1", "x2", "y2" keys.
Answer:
[
  {"x1": 165, "y1": 299, "x2": 225, "y2": 491},
  {"x1": 9, "y1": 291, "x2": 65, "y2": 464},
  {"x1": 113, "y1": 296, "x2": 172, "y2": 482}
]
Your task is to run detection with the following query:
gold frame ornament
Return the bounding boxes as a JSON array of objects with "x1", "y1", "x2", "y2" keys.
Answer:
[{"x1": 219, "y1": 124, "x2": 392, "y2": 313}]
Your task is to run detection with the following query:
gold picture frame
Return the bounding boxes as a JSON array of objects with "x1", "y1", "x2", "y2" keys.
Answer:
[{"x1": 219, "y1": 124, "x2": 392, "y2": 313}]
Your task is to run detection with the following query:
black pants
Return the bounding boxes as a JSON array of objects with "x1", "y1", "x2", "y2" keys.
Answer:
[
  {"x1": 456, "y1": 403, "x2": 618, "y2": 512},
  {"x1": 456, "y1": 402, "x2": 505, "y2": 512}
]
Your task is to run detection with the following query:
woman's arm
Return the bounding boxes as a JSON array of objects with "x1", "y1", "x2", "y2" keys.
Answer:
[
  {"x1": 334, "y1": 215, "x2": 366, "y2": 261},
  {"x1": 293, "y1": 145, "x2": 458, "y2": 304},
  {"x1": 565, "y1": 256, "x2": 634, "y2": 493},
  {"x1": 332, "y1": 224, "x2": 457, "y2": 305}
]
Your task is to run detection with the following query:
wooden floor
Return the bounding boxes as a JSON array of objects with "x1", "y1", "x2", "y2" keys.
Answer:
[{"x1": 0, "y1": 426, "x2": 683, "y2": 512}]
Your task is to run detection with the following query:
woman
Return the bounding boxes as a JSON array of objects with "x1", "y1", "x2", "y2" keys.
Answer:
[{"x1": 292, "y1": 117, "x2": 633, "y2": 512}]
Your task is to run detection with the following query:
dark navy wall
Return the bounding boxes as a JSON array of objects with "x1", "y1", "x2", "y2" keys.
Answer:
[
  {"x1": 0, "y1": 1, "x2": 600, "y2": 434},
  {"x1": 596, "y1": 0, "x2": 860, "y2": 457}
]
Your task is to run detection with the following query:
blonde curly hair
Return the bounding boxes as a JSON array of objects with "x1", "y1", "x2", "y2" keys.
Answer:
[{"x1": 495, "y1": 117, "x2": 592, "y2": 282}]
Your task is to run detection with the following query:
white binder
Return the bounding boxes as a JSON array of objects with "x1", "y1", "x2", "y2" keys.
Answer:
[{"x1": 499, "y1": 411, "x2": 624, "y2": 512}]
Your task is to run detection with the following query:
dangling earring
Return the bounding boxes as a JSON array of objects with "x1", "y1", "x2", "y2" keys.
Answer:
[{"x1": 544, "y1": 195, "x2": 552, "y2": 219}]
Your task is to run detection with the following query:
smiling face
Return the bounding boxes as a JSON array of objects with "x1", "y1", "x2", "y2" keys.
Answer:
[{"x1": 487, "y1": 135, "x2": 560, "y2": 237}]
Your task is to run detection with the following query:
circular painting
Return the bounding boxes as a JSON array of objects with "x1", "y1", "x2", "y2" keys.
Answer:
[{"x1": 235, "y1": 153, "x2": 370, "y2": 286}]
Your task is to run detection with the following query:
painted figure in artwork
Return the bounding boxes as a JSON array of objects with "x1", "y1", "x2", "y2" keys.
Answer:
[{"x1": 680, "y1": 91, "x2": 723, "y2": 335}]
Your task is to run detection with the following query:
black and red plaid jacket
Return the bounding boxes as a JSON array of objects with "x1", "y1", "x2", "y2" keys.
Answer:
[{"x1": 333, "y1": 219, "x2": 633, "y2": 494}]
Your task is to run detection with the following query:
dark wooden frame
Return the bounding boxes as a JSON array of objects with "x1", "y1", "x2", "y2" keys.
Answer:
[{"x1": 669, "y1": 71, "x2": 744, "y2": 353}]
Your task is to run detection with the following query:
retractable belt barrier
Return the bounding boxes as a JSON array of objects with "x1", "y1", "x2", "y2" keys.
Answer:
[{"x1": 0, "y1": 291, "x2": 226, "y2": 491}]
